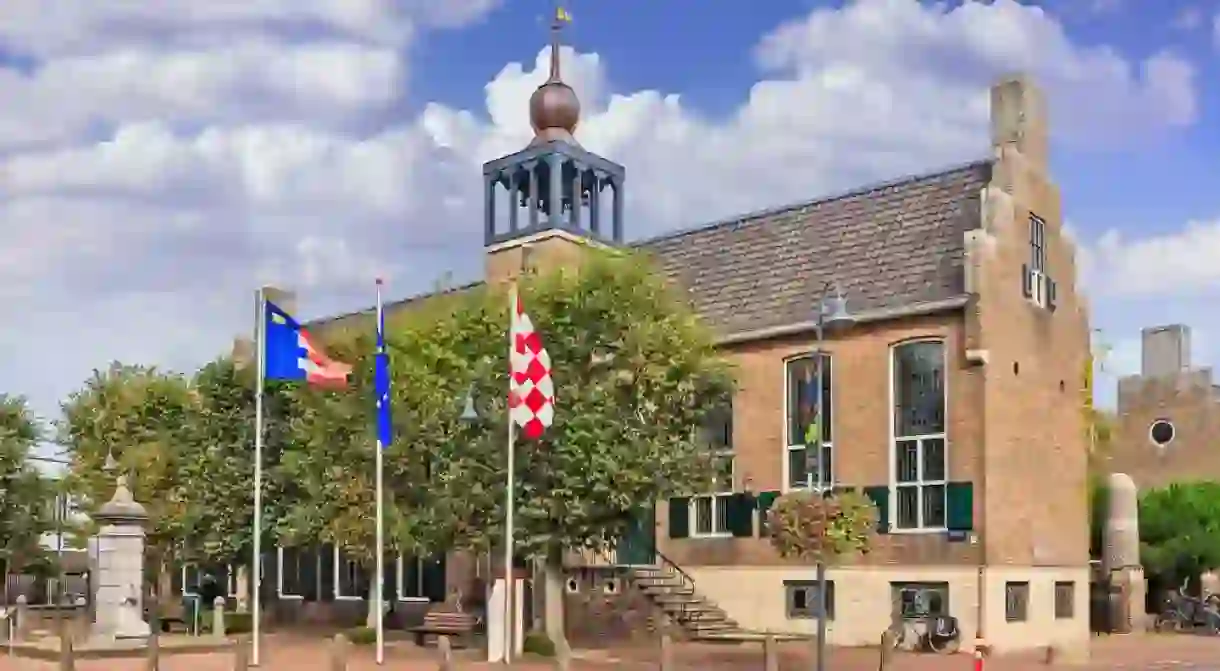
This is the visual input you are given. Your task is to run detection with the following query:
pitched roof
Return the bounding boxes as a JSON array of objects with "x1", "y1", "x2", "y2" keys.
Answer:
[
  {"x1": 310, "y1": 160, "x2": 992, "y2": 338},
  {"x1": 636, "y1": 160, "x2": 992, "y2": 334}
]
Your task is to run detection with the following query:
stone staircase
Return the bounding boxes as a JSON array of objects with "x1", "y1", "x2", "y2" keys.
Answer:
[{"x1": 626, "y1": 565, "x2": 745, "y2": 641}]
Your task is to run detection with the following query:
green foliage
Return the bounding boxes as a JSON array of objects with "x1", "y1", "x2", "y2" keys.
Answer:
[
  {"x1": 1089, "y1": 475, "x2": 1110, "y2": 560},
  {"x1": 176, "y1": 358, "x2": 298, "y2": 566},
  {"x1": 523, "y1": 630, "x2": 556, "y2": 657},
  {"x1": 408, "y1": 250, "x2": 734, "y2": 557},
  {"x1": 58, "y1": 363, "x2": 195, "y2": 560},
  {"x1": 345, "y1": 626, "x2": 377, "y2": 645},
  {"x1": 1139, "y1": 481, "x2": 1220, "y2": 584},
  {"x1": 0, "y1": 394, "x2": 55, "y2": 572},
  {"x1": 766, "y1": 490, "x2": 878, "y2": 563}
]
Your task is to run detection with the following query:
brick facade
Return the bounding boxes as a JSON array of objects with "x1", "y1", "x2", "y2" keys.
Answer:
[{"x1": 1108, "y1": 325, "x2": 1220, "y2": 489}]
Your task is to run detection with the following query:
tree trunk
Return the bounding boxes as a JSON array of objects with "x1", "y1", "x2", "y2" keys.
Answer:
[
  {"x1": 365, "y1": 570, "x2": 380, "y2": 628},
  {"x1": 542, "y1": 547, "x2": 565, "y2": 643}
]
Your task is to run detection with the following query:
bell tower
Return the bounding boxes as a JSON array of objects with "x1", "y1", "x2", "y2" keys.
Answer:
[{"x1": 482, "y1": 9, "x2": 625, "y2": 283}]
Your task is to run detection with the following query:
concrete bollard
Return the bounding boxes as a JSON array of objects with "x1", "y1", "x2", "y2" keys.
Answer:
[
  {"x1": 878, "y1": 630, "x2": 895, "y2": 671},
  {"x1": 437, "y1": 635, "x2": 453, "y2": 671},
  {"x1": 763, "y1": 634, "x2": 778, "y2": 671},
  {"x1": 213, "y1": 597, "x2": 227, "y2": 637},
  {"x1": 552, "y1": 635, "x2": 572, "y2": 671},
  {"x1": 146, "y1": 626, "x2": 161, "y2": 671},
  {"x1": 59, "y1": 631, "x2": 75, "y2": 671},
  {"x1": 659, "y1": 632, "x2": 674, "y2": 671},
  {"x1": 330, "y1": 633, "x2": 350, "y2": 671},
  {"x1": 233, "y1": 636, "x2": 250, "y2": 671},
  {"x1": 15, "y1": 595, "x2": 27, "y2": 640}
]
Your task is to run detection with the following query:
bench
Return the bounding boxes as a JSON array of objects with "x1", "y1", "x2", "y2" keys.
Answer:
[{"x1": 409, "y1": 610, "x2": 478, "y2": 648}]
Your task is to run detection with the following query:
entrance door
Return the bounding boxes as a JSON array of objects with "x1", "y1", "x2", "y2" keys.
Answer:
[{"x1": 615, "y1": 507, "x2": 656, "y2": 566}]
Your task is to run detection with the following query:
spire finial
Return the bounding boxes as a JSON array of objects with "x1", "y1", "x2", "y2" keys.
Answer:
[
  {"x1": 548, "y1": 3, "x2": 571, "y2": 82},
  {"x1": 528, "y1": 4, "x2": 580, "y2": 144}
]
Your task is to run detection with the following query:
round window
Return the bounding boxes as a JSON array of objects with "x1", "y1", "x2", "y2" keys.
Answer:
[{"x1": 1149, "y1": 419, "x2": 1175, "y2": 447}]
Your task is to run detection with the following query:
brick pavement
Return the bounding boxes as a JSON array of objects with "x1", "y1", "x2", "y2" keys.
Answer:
[{"x1": 0, "y1": 633, "x2": 1217, "y2": 671}]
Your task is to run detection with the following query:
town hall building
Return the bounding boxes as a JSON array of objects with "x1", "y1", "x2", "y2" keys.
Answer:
[{"x1": 217, "y1": 28, "x2": 1092, "y2": 657}]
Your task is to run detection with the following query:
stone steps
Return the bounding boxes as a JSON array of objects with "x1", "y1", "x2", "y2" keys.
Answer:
[{"x1": 625, "y1": 566, "x2": 745, "y2": 641}]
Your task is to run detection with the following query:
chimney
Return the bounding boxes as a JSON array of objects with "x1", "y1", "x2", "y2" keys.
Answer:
[
  {"x1": 234, "y1": 286, "x2": 298, "y2": 369},
  {"x1": 1141, "y1": 324, "x2": 1191, "y2": 377},
  {"x1": 990, "y1": 75, "x2": 1049, "y2": 170}
]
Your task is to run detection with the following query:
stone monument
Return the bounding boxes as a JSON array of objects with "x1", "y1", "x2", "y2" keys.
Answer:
[
  {"x1": 89, "y1": 473, "x2": 151, "y2": 641},
  {"x1": 1102, "y1": 472, "x2": 1146, "y2": 632}
]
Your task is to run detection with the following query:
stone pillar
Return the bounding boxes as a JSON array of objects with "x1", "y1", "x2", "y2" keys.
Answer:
[
  {"x1": 89, "y1": 474, "x2": 151, "y2": 641},
  {"x1": 1102, "y1": 473, "x2": 1146, "y2": 632}
]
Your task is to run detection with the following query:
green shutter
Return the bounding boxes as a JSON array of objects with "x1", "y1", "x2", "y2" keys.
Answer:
[
  {"x1": 727, "y1": 493, "x2": 756, "y2": 537},
  {"x1": 668, "y1": 497, "x2": 690, "y2": 539},
  {"x1": 946, "y1": 481, "x2": 974, "y2": 531},
  {"x1": 756, "y1": 490, "x2": 780, "y2": 536},
  {"x1": 862, "y1": 486, "x2": 890, "y2": 533}
]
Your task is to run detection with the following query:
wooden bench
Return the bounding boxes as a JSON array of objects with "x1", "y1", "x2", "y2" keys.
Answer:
[{"x1": 409, "y1": 610, "x2": 478, "y2": 648}]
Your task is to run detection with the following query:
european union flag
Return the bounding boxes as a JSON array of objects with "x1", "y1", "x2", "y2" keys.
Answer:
[
  {"x1": 375, "y1": 299, "x2": 392, "y2": 448},
  {"x1": 263, "y1": 300, "x2": 351, "y2": 387}
]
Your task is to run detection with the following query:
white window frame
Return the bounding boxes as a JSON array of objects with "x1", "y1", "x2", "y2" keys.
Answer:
[
  {"x1": 334, "y1": 547, "x2": 366, "y2": 601},
  {"x1": 395, "y1": 555, "x2": 431, "y2": 602},
  {"x1": 225, "y1": 564, "x2": 239, "y2": 598},
  {"x1": 1028, "y1": 215, "x2": 1047, "y2": 308},
  {"x1": 690, "y1": 451, "x2": 735, "y2": 538},
  {"x1": 782, "y1": 352, "x2": 834, "y2": 492},
  {"x1": 180, "y1": 563, "x2": 199, "y2": 596},
  {"x1": 276, "y1": 546, "x2": 305, "y2": 600},
  {"x1": 888, "y1": 339, "x2": 949, "y2": 533}
]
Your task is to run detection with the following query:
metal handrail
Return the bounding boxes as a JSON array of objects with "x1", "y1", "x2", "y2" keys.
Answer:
[{"x1": 652, "y1": 547, "x2": 713, "y2": 625}]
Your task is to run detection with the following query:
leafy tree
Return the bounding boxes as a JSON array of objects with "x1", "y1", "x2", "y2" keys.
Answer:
[
  {"x1": 0, "y1": 395, "x2": 54, "y2": 576},
  {"x1": 57, "y1": 364, "x2": 195, "y2": 577},
  {"x1": 395, "y1": 251, "x2": 734, "y2": 635},
  {"x1": 765, "y1": 490, "x2": 878, "y2": 562},
  {"x1": 1139, "y1": 482, "x2": 1220, "y2": 588}
]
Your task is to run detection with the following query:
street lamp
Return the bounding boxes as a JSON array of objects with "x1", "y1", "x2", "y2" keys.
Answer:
[
  {"x1": 460, "y1": 385, "x2": 480, "y2": 423},
  {"x1": 457, "y1": 383, "x2": 517, "y2": 665},
  {"x1": 807, "y1": 280, "x2": 854, "y2": 671}
]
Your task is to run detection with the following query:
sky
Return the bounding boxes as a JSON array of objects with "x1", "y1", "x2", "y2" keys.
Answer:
[{"x1": 0, "y1": 0, "x2": 1217, "y2": 440}]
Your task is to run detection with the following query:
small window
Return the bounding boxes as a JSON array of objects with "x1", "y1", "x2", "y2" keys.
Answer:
[
  {"x1": 785, "y1": 580, "x2": 835, "y2": 620},
  {"x1": 1005, "y1": 582, "x2": 1029, "y2": 622},
  {"x1": 1149, "y1": 419, "x2": 1175, "y2": 448},
  {"x1": 1054, "y1": 581, "x2": 1074, "y2": 619},
  {"x1": 891, "y1": 582, "x2": 949, "y2": 619}
]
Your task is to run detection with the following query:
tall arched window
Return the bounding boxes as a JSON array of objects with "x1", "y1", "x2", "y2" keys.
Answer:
[{"x1": 891, "y1": 340, "x2": 947, "y2": 530}]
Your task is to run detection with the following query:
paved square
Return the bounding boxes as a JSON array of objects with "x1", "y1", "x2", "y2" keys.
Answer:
[{"x1": 1, "y1": 633, "x2": 1218, "y2": 670}]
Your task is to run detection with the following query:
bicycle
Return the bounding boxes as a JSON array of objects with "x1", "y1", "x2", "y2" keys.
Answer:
[{"x1": 886, "y1": 589, "x2": 961, "y2": 654}]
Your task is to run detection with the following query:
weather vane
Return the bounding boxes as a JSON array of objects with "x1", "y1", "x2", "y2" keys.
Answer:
[{"x1": 547, "y1": 2, "x2": 572, "y2": 82}]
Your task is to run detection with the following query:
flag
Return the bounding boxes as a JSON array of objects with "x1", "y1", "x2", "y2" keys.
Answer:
[
  {"x1": 375, "y1": 289, "x2": 392, "y2": 448},
  {"x1": 555, "y1": 6, "x2": 572, "y2": 23},
  {"x1": 263, "y1": 300, "x2": 352, "y2": 387},
  {"x1": 509, "y1": 293, "x2": 554, "y2": 440}
]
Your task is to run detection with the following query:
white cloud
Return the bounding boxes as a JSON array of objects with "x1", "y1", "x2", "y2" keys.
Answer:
[
  {"x1": 1082, "y1": 219, "x2": 1220, "y2": 299},
  {"x1": 0, "y1": 0, "x2": 1204, "y2": 420}
]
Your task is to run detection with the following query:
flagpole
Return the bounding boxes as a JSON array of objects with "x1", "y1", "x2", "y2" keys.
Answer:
[
  {"x1": 504, "y1": 285, "x2": 517, "y2": 665},
  {"x1": 375, "y1": 280, "x2": 386, "y2": 666},
  {"x1": 252, "y1": 288, "x2": 266, "y2": 667}
]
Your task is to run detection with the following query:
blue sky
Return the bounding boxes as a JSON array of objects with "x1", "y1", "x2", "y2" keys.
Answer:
[{"x1": 0, "y1": 0, "x2": 1216, "y2": 427}]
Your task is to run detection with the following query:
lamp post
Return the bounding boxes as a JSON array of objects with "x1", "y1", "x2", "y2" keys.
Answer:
[
  {"x1": 806, "y1": 280, "x2": 854, "y2": 671},
  {"x1": 459, "y1": 384, "x2": 515, "y2": 664}
]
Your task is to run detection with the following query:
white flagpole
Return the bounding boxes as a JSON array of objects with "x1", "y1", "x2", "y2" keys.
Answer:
[
  {"x1": 252, "y1": 288, "x2": 266, "y2": 667},
  {"x1": 375, "y1": 281, "x2": 386, "y2": 665},
  {"x1": 504, "y1": 286, "x2": 517, "y2": 665}
]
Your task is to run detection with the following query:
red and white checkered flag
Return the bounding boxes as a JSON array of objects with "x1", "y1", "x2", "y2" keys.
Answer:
[{"x1": 509, "y1": 291, "x2": 554, "y2": 440}]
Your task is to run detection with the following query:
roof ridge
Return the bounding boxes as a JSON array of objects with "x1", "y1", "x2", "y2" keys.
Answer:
[
  {"x1": 306, "y1": 280, "x2": 484, "y2": 328},
  {"x1": 632, "y1": 157, "x2": 992, "y2": 248}
]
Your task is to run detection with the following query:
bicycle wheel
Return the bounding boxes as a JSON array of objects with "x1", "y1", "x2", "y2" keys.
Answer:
[{"x1": 928, "y1": 634, "x2": 961, "y2": 654}]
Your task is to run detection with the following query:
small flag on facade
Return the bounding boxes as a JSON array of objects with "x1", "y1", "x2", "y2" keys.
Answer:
[{"x1": 509, "y1": 293, "x2": 554, "y2": 440}]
